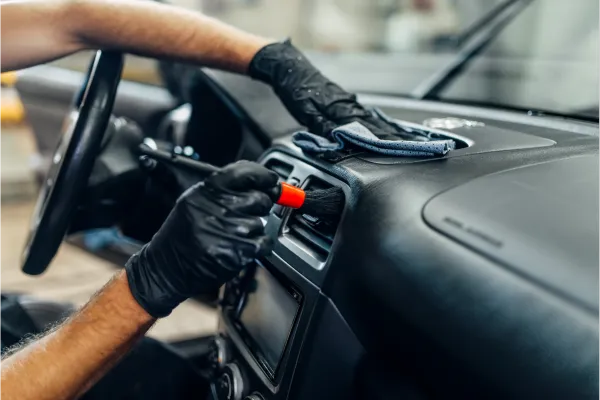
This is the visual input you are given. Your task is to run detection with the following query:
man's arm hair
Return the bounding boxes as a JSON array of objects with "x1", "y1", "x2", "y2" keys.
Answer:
[
  {"x1": 0, "y1": 271, "x2": 156, "y2": 400},
  {"x1": 1, "y1": 0, "x2": 273, "y2": 72}
]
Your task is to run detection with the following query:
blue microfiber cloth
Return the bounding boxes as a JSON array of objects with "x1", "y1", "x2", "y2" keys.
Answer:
[{"x1": 292, "y1": 109, "x2": 456, "y2": 157}]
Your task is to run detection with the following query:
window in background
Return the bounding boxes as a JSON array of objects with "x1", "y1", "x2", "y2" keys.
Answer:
[
  {"x1": 195, "y1": 0, "x2": 511, "y2": 95},
  {"x1": 197, "y1": 0, "x2": 505, "y2": 52},
  {"x1": 440, "y1": 0, "x2": 599, "y2": 118},
  {"x1": 46, "y1": 0, "x2": 598, "y2": 118},
  {"x1": 50, "y1": 0, "x2": 506, "y2": 90}
]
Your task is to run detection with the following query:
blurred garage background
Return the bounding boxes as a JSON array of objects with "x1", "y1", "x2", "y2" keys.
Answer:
[{"x1": 2, "y1": 0, "x2": 598, "y2": 341}]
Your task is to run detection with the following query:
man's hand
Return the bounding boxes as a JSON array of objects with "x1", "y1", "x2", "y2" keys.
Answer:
[
  {"x1": 1, "y1": 0, "x2": 272, "y2": 73},
  {"x1": 1, "y1": 272, "x2": 155, "y2": 400},
  {"x1": 126, "y1": 161, "x2": 279, "y2": 318},
  {"x1": 1, "y1": 161, "x2": 278, "y2": 399},
  {"x1": 248, "y1": 41, "x2": 404, "y2": 139}
]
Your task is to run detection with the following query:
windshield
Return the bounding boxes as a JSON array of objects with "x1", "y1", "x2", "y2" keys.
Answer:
[
  {"x1": 203, "y1": 0, "x2": 511, "y2": 95},
  {"x1": 203, "y1": 0, "x2": 598, "y2": 121},
  {"x1": 439, "y1": 0, "x2": 599, "y2": 120}
]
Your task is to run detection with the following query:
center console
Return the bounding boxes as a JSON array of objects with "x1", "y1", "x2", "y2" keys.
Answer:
[
  {"x1": 207, "y1": 152, "x2": 364, "y2": 400},
  {"x1": 211, "y1": 260, "x2": 303, "y2": 400}
]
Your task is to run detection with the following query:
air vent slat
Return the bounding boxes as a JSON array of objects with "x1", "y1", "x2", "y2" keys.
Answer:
[
  {"x1": 288, "y1": 222, "x2": 331, "y2": 256},
  {"x1": 291, "y1": 214, "x2": 335, "y2": 245},
  {"x1": 265, "y1": 159, "x2": 293, "y2": 181},
  {"x1": 285, "y1": 177, "x2": 343, "y2": 261}
]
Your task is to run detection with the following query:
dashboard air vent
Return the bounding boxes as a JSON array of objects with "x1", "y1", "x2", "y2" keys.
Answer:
[
  {"x1": 264, "y1": 159, "x2": 293, "y2": 181},
  {"x1": 285, "y1": 178, "x2": 342, "y2": 260}
]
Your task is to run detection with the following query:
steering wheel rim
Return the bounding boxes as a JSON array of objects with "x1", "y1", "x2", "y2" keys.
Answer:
[{"x1": 22, "y1": 51, "x2": 124, "y2": 275}]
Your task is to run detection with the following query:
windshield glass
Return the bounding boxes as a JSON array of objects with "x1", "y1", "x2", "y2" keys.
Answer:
[
  {"x1": 205, "y1": 0, "x2": 509, "y2": 95},
  {"x1": 201, "y1": 0, "x2": 597, "y2": 120},
  {"x1": 439, "y1": 0, "x2": 599, "y2": 119},
  {"x1": 50, "y1": 1, "x2": 599, "y2": 120}
]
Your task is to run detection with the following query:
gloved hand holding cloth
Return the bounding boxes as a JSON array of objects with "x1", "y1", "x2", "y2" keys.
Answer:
[
  {"x1": 126, "y1": 161, "x2": 279, "y2": 318},
  {"x1": 248, "y1": 40, "x2": 399, "y2": 137},
  {"x1": 248, "y1": 41, "x2": 455, "y2": 156}
]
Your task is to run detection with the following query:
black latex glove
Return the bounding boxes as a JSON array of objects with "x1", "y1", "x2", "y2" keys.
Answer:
[
  {"x1": 248, "y1": 41, "x2": 410, "y2": 140},
  {"x1": 125, "y1": 161, "x2": 279, "y2": 318},
  {"x1": 140, "y1": 156, "x2": 202, "y2": 207},
  {"x1": 119, "y1": 158, "x2": 202, "y2": 244}
]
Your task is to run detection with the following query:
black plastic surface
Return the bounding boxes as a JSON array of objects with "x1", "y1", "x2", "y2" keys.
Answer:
[
  {"x1": 200, "y1": 69, "x2": 302, "y2": 140},
  {"x1": 424, "y1": 155, "x2": 599, "y2": 311},
  {"x1": 264, "y1": 141, "x2": 598, "y2": 398},
  {"x1": 200, "y1": 71, "x2": 599, "y2": 399},
  {"x1": 287, "y1": 296, "x2": 364, "y2": 400},
  {"x1": 218, "y1": 255, "x2": 321, "y2": 399}
]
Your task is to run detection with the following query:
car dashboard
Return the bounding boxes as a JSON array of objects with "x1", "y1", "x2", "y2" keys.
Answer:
[
  {"x1": 12, "y1": 53, "x2": 598, "y2": 399},
  {"x1": 157, "y1": 69, "x2": 599, "y2": 399}
]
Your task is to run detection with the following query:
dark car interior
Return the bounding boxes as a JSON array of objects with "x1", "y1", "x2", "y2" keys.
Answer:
[{"x1": 12, "y1": 1, "x2": 599, "y2": 398}]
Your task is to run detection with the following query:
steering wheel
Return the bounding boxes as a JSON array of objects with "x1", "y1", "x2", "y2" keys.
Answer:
[{"x1": 22, "y1": 51, "x2": 124, "y2": 275}]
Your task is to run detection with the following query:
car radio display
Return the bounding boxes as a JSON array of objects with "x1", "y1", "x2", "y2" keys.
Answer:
[{"x1": 237, "y1": 265, "x2": 301, "y2": 374}]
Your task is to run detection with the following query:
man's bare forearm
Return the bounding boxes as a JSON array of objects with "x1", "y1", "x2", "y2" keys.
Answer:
[
  {"x1": 1, "y1": 0, "x2": 273, "y2": 72},
  {"x1": 1, "y1": 271, "x2": 155, "y2": 400}
]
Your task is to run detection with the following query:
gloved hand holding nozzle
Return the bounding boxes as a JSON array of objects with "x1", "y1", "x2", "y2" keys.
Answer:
[{"x1": 126, "y1": 161, "x2": 279, "y2": 318}]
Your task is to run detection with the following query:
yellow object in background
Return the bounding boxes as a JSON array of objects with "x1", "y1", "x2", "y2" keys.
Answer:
[
  {"x1": 1, "y1": 72, "x2": 18, "y2": 87},
  {"x1": 1, "y1": 94, "x2": 26, "y2": 125},
  {"x1": 1, "y1": 73, "x2": 25, "y2": 125}
]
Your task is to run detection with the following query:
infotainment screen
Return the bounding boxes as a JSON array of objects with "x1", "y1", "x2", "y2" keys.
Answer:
[{"x1": 237, "y1": 265, "x2": 301, "y2": 375}]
